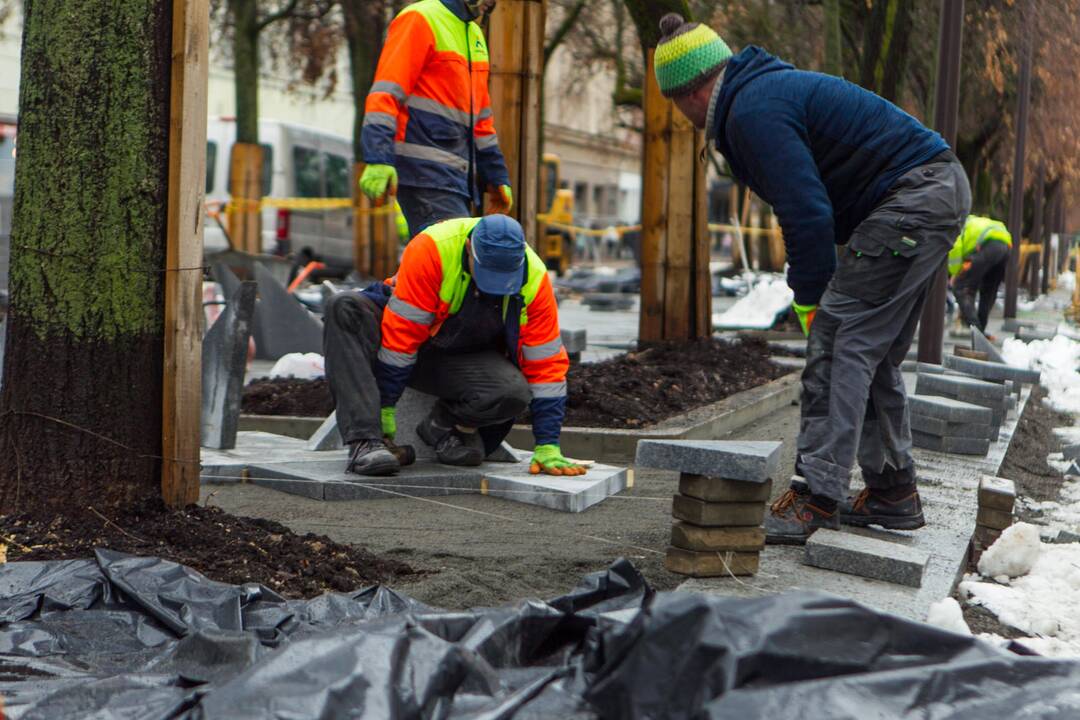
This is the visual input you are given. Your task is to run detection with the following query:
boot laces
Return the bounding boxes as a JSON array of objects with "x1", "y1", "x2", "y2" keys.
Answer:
[
  {"x1": 851, "y1": 488, "x2": 871, "y2": 512},
  {"x1": 770, "y1": 489, "x2": 801, "y2": 515}
]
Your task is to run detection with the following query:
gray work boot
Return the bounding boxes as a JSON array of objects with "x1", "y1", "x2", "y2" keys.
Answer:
[
  {"x1": 416, "y1": 415, "x2": 485, "y2": 466},
  {"x1": 764, "y1": 487, "x2": 840, "y2": 545},
  {"x1": 347, "y1": 439, "x2": 400, "y2": 477},
  {"x1": 839, "y1": 486, "x2": 925, "y2": 530}
]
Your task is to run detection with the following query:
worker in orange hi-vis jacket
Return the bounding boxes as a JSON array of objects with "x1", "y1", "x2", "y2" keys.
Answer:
[
  {"x1": 358, "y1": 0, "x2": 512, "y2": 236},
  {"x1": 323, "y1": 215, "x2": 586, "y2": 479}
]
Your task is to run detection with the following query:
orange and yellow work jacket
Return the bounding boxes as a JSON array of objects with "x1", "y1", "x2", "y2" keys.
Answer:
[
  {"x1": 361, "y1": 0, "x2": 510, "y2": 203},
  {"x1": 368, "y1": 217, "x2": 568, "y2": 445}
]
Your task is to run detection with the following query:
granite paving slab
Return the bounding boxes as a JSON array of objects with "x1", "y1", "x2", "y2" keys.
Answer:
[
  {"x1": 971, "y1": 327, "x2": 1006, "y2": 364},
  {"x1": 942, "y1": 353, "x2": 1041, "y2": 384},
  {"x1": 910, "y1": 414, "x2": 994, "y2": 440},
  {"x1": 635, "y1": 440, "x2": 781, "y2": 481},
  {"x1": 908, "y1": 394, "x2": 993, "y2": 424},
  {"x1": 912, "y1": 431, "x2": 990, "y2": 456},
  {"x1": 805, "y1": 529, "x2": 929, "y2": 587}
]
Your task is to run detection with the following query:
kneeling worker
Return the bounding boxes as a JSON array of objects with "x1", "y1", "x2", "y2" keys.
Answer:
[
  {"x1": 949, "y1": 215, "x2": 1012, "y2": 334},
  {"x1": 323, "y1": 215, "x2": 586, "y2": 478}
]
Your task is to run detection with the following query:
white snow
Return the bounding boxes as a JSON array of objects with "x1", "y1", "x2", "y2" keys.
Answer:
[
  {"x1": 960, "y1": 529, "x2": 1080, "y2": 657},
  {"x1": 1003, "y1": 334, "x2": 1080, "y2": 413},
  {"x1": 926, "y1": 597, "x2": 971, "y2": 635},
  {"x1": 1020, "y1": 481, "x2": 1080, "y2": 539},
  {"x1": 269, "y1": 352, "x2": 325, "y2": 380},
  {"x1": 712, "y1": 275, "x2": 794, "y2": 330},
  {"x1": 977, "y1": 523, "x2": 1042, "y2": 578}
]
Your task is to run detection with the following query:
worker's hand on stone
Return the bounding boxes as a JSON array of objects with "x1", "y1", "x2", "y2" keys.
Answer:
[
  {"x1": 485, "y1": 184, "x2": 513, "y2": 215},
  {"x1": 530, "y1": 444, "x2": 587, "y2": 476},
  {"x1": 360, "y1": 164, "x2": 398, "y2": 203},
  {"x1": 381, "y1": 406, "x2": 397, "y2": 440},
  {"x1": 792, "y1": 302, "x2": 817, "y2": 336}
]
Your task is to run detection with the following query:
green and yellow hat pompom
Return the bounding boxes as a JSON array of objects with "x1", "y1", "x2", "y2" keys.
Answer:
[{"x1": 655, "y1": 13, "x2": 732, "y2": 98}]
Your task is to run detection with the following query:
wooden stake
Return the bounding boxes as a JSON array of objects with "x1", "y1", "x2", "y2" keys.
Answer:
[
  {"x1": 487, "y1": 0, "x2": 544, "y2": 247},
  {"x1": 162, "y1": 0, "x2": 210, "y2": 509},
  {"x1": 638, "y1": 51, "x2": 670, "y2": 344},
  {"x1": 352, "y1": 162, "x2": 371, "y2": 275},
  {"x1": 228, "y1": 142, "x2": 263, "y2": 254}
]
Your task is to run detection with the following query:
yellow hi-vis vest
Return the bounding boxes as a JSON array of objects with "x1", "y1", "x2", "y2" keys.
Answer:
[{"x1": 948, "y1": 216, "x2": 1012, "y2": 277}]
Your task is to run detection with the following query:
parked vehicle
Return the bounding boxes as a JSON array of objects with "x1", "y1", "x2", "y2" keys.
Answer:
[{"x1": 205, "y1": 118, "x2": 356, "y2": 269}]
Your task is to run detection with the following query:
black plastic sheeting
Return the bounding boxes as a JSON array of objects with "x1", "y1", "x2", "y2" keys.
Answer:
[{"x1": 1, "y1": 550, "x2": 1080, "y2": 719}]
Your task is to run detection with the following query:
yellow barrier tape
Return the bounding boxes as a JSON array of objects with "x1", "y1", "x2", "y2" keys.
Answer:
[
  {"x1": 538, "y1": 216, "x2": 781, "y2": 239},
  {"x1": 208, "y1": 198, "x2": 396, "y2": 215}
]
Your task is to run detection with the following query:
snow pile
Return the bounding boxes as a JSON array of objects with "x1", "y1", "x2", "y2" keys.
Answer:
[
  {"x1": 712, "y1": 275, "x2": 794, "y2": 330},
  {"x1": 1003, "y1": 334, "x2": 1080, "y2": 414},
  {"x1": 1020, "y1": 481, "x2": 1080, "y2": 539},
  {"x1": 269, "y1": 352, "x2": 325, "y2": 380},
  {"x1": 961, "y1": 542, "x2": 1080, "y2": 657},
  {"x1": 925, "y1": 597, "x2": 970, "y2": 635},
  {"x1": 977, "y1": 522, "x2": 1041, "y2": 579}
]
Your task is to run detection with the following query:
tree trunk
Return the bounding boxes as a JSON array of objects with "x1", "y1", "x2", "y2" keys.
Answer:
[
  {"x1": 343, "y1": 0, "x2": 386, "y2": 162},
  {"x1": 0, "y1": 0, "x2": 172, "y2": 515},
  {"x1": 857, "y1": 0, "x2": 913, "y2": 102},
  {"x1": 231, "y1": 0, "x2": 260, "y2": 145},
  {"x1": 823, "y1": 0, "x2": 843, "y2": 77}
]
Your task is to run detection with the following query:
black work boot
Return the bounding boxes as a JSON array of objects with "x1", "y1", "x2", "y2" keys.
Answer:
[
  {"x1": 764, "y1": 486, "x2": 840, "y2": 545},
  {"x1": 416, "y1": 415, "x2": 484, "y2": 466},
  {"x1": 839, "y1": 485, "x2": 926, "y2": 530},
  {"x1": 347, "y1": 438, "x2": 400, "y2": 477}
]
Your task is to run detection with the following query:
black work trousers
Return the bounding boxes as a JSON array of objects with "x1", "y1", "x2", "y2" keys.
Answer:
[
  {"x1": 953, "y1": 240, "x2": 1010, "y2": 332},
  {"x1": 322, "y1": 292, "x2": 531, "y2": 445}
]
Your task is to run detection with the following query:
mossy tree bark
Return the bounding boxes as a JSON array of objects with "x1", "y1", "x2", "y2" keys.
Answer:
[{"x1": 0, "y1": 0, "x2": 172, "y2": 515}]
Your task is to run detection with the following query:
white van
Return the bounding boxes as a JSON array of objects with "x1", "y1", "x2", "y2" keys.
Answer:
[{"x1": 205, "y1": 118, "x2": 356, "y2": 269}]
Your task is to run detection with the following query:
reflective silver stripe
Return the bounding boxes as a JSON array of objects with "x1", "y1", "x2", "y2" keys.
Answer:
[
  {"x1": 523, "y1": 338, "x2": 563, "y2": 361},
  {"x1": 530, "y1": 381, "x2": 567, "y2": 399},
  {"x1": 394, "y1": 142, "x2": 468, "y2": 173},
  {"x1": 377, "y1": 347, "x2": 417, "y2": 368},
  {"x1": 370, "y1": 80, "x2": 406, "y2": 103},
  {"x1": 406, "y1": 96, "x2": 470, "y2": 126},
  {"x1": 477, "y1": 107, "x2": 493, "y2": 121},
  {"x1": 387, "y1": 295, "x2": 434, "y2": 325},
  {"x1": 363, "y1": 111, "x2": 397, "y2": 129},
  {"x1": 475, "y1": 133, "x2": 499, "y2": 151}
]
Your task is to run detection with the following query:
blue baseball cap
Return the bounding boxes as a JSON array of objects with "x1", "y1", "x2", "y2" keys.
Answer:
[{"x1": 469, "y1": 215, "x2": 526, "y2": 295}]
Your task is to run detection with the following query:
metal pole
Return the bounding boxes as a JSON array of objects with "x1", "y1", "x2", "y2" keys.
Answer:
[
  {"x1": 917, "y1": 0, "x2": 964, "y2": 364},
  {"x1": 1004, "y1": 2, "x2": 1033, "y2": 318}
]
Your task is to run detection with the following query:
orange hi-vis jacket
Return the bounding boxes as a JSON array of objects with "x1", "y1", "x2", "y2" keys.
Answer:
[
  {"x1": 371, "y1": 217, "x2": 568, "y2": 445},
  {"x1": 361, "y1": 0, "x2": 510, "y2": 203}
]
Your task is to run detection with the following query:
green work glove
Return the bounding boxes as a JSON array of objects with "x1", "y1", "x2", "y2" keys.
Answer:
[
  {"x1": 530, "y1": 444, "x2": 587, "y2": 476},
  {"x1": 380, "y1": 406, "x2": 397, "y2": 439},
  {"x1": 360, "y1": 164, "x2": 398, "y2": 202},
  {"x1": 792, "y1": 302, "x2": 818, "y2": 337}
]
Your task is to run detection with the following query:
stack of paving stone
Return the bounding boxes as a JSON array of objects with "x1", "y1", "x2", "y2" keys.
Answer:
[
  {"x1": 908, "y1": 394, "x2": 995, "y2": 456},
  {"x1": 914, "y1": 372, "x2": 1008, "y2": 443},
  {"x1": 972, "y1": 475, "x2": 1016, "y2": 562},
  {"x1": 635, "y1": 439, "x2": 781, "y2": 578},
  {"x1": 941, "y1": 354, "x2": 1041, "y2": 395}
]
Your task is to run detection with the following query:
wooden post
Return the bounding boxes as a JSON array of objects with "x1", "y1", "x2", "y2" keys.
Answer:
[
  {"x1": 162, "y1": 0, "x2": 210, "y2": 509},
  {"x1": 352, "y1": 162, "x2": 372, "y2": 275},
  {"x1": 487, "y1": 0, "x2": 544, "y2": 247},
  {"x1": 638, "y1": 50, "x2": 711, "y2": 343},
  {"x1": 228, "y1": 142, "x2": 263, "y2": 254}
]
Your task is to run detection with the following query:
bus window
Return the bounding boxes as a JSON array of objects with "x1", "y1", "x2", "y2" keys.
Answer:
[
  {"x1": 260, "y1": 143, "x2": 274, "y2": 196},
  {"x1": 324, "y1": 153, "x2": 350, "y2": 198},
  {"x1": 293, "y1": 146, "x2": 321, "y2": 198},
  {"x1": 206, "y1": 141, "x2": 217, "y2": 192}
]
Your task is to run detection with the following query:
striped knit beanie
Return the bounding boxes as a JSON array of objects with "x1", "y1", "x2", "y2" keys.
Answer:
[{"x1": 654, "y1": 13, "x2": 732, "y2": 98}]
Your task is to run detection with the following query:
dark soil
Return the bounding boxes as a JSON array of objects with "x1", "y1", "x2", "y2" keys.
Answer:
[
  {"x1": 563, "y1": 337, "x2": 788, "y2": 428},
  {"x1": 243, "y1": 377, "x2": 334, "y2": 417},
  {"x1": 1000, "y1": 387, "x2": 1072, "y2": 517},
  {"x1": 0, "y1": 501, "x2": 418, "y2": 598},
  {"x1": 957, "y1": 594, "x2": 1032, "y2": 640}
]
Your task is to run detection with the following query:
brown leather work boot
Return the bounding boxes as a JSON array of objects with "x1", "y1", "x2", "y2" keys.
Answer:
[{"x1": 764, "y1": 487, "x2": 840, "y2": 545}]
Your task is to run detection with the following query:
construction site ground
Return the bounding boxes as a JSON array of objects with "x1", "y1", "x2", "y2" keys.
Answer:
[{"x1": 205, "y1": 292, "x2": 1073, "y2": 613}]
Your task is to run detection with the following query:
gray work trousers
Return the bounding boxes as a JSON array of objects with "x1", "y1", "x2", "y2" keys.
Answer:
[
  {"x1": 322, "y1": 292, "x2": 530, "y2": 446},
  {"x1": 797, "y1": 158, "x2": 972, "y2": 501}
]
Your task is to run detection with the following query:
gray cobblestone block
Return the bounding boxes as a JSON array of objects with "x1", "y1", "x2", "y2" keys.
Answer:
[
  {"x1": 917, "y1": 362, "x2": 946, "y2": 375},
  {"x1": 971, "y1": 327, "x2": 1007, "y2": 364},
  {"x1": 1016, "y1": 326, "x2": 1057, "y2": 342},
  {"x1": 679, "y1": 474, "x2": 773, "y2": 502},
  {"x1": 664, "y1": 546, "x2": 760, "y2": 577},
  {"x1": 908, "y1": 395, "x2": 993, "y2": 424},
  {"x1": 916, "y1": 373, "x2": 1006, "y2": 403},
  {"x1": 912, "y1": 431, "x2": 990, "y2": 456},
  {"x1": 1002, "y1": 319, "x2": 1037, "y2": 333},
  {"x1": 942, "y1": 354, "x2": 1041, "y2": 384},
  {"x1": 909, "y1": 414, "x2": 994, "y2": 440},
  {"x1": 978, "y1": 475, "x2": 1016, "y2": 512},
  {"x1": 804, "y1": 529, "x2": 928, "y2": 587},
  {"x1": 636, "y1": 440, "x2": 781, "y2": 481},
  {"x1": 671, "y1": 495, "x2": 765, "y2": 527},
  {"x1": 976, "y1": 506, "x2": 1013, "y2": 530},
  {"x1": 1052, "y1": 529, "x2": 1080, "y2": 544}
]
